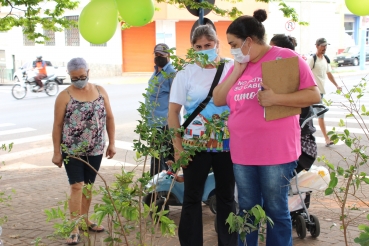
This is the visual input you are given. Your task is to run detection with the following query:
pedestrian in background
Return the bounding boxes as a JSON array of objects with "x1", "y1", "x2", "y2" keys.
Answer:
[
  {"x1": 146, "y1": 43, "x2": 176, "y2": 176},
  {"x1": 308, "y1": 38, "x2": 342, "y2": 147},
  {"x1": 52, "y1": 57, "x2": 116, "y2": 245},
  {"x1": 32, "y1": 55, "x2": 47, "y2": 92}
]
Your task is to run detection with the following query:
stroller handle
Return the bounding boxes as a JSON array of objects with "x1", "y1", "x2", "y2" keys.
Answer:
[{"x1": 300, "y1": 104, "x2": 329, "y2": 128}]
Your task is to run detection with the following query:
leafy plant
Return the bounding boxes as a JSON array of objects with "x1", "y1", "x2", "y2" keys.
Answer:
[
  {"x1": 318, "y1": 77, "x2": 369, "y2": 245},
  {"x1": 355, "y1": 214, "x2": 369, "y2": 246},
  {"x1": 0, "y1": 0, "x2": 306, "y2": 42},
  {"x1": 226, "y1": 204, "x2": 273, "y2": 243},
  {"x1": 0, "y1": 0, "x2": 79, "y2": 42},
  {"x1": 0, "y1": 143, "x2": 15, "y2": 226}
]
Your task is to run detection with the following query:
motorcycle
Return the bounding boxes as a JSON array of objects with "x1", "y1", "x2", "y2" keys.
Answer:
[{"x1": 11, "y1": 70, "x2": 65, "y2": 100}]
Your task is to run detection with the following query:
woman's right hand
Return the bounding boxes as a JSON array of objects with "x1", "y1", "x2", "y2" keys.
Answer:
[
  {"x1": 52, "y1": 152, "x2": 63, "y2": 168},
  {"x1": 174, "y1": 146, "x2": 192, "y2": 169},
  {"x1": 233, "y1": 61, "x2": 248, "y2": 78}
]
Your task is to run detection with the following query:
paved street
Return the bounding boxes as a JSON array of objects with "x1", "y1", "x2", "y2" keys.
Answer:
[{"x1": 0, "y1": 68, "x2": 369, "y2": 245}]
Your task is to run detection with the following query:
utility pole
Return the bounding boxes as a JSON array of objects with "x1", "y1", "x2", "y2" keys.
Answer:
[
  {"x1": 186, "y1": 0, "x2": 216, "y2": 41},
  {"x1": 199, "y1": 0, "x2": 204, "y2": 25}
]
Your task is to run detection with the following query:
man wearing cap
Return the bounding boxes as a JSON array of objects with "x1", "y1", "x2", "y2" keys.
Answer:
[
  {"x1": 308, "y1": 38, "x2": 342, "y2": 147},
  {"x1": 32, "y1": 56, "x2": 48, "y2": 92},
  {"x1": 146, "y1": 43, "x2": 176, "y2": 176}
]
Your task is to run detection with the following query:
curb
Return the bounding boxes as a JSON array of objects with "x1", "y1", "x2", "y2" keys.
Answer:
[{"x1": 331, "y1": 69, "x2": 369, "y2": 78}]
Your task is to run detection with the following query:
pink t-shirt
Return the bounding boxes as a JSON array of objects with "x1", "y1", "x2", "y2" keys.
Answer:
[{"x1": 225, "y1": 46, "x2": 317, "y2": 165}]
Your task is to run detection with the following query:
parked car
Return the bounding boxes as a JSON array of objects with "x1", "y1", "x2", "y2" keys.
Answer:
[
  {"x1": 333, "y1": 46, "x2": 369, "y2": 66},
  {"x1": 13, "y1": 61, "x2": 67, "y2": 82}
]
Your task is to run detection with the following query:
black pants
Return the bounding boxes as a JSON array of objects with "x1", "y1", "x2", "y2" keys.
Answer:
[
  {"x1": 34, "y1": 73, "x2": 47, "y2": 87},
  {"x1": 149, "y1": 125, "x2": 173, "y2": 176},
  {"x1": 178, "y1": 152, "x2": 237, "y2": 246}
]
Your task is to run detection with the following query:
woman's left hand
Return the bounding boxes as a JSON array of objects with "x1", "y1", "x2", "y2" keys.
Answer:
[
  {"x1": 257, "y1": 83, "x2": 276, "y2": 107},
  {"x1": 106, "y1": 144, "x2": 116, "y2": 159}
]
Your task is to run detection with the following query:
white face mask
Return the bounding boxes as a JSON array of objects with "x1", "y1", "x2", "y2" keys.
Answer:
[{"x1": 231, "y1": 40, "x2": 251, "y2": 63}]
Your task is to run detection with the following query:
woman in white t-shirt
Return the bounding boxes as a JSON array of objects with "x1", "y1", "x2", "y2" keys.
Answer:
[{"x1": 168, "y1": 25, "x2": 237, "y2": 246}]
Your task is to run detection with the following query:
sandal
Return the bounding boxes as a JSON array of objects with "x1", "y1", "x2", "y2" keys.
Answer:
[
  {"x1": 88, "y1": 223, "x2": 105, "y2": 233},
  {"x1": 325, "y1": 141, "x2": 334, "y2": 147},
  {"x1": 66, "y1": 233, "x2": 80, "y2": 245}
]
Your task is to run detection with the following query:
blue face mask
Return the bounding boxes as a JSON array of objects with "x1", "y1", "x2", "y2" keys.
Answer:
[{"x1": 196, "y1": 48, "x2": 218, "y2": 62}]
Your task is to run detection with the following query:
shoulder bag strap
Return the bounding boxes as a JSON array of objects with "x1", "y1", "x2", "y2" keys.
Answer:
[{"x1": 181, "y1": 60, "x2": 225, "y2": 129}]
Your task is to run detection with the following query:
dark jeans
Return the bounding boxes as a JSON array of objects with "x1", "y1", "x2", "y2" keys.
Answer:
[
  {"x1": 233, "y1": 162, "x2": 297, "y2": 246},
  {"x1": 149, "y1": 125, "x2": 173, "y2": 176},
  {"x1": 178, "y1": 152, "x2": 237, "y2": 246}
]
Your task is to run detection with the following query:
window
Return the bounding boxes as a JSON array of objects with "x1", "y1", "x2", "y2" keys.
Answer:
[
  {"x1": 23, "y1": 33, "x2": 35, "y2": 46},
  {"x1": 44, "y1": 29, "x2": 55, "y2": 46},
  {"x1": 344, "y1": 22, "x2": 354, "y2": 38},
  {"x1": 90, "y1": 43, "x2": 107, "y2": 47},
  {"x1": 65, "y1": 16, "x2": 80, "y2": 46}
]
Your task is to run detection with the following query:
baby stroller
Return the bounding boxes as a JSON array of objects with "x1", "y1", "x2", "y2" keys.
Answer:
[
  {"x1": 214, "y1": 104, "x2": 329, "y2": 238},
  {"x1": 143, "y1": 168, "x2": 217, "y2": 215},
  {"x1": 289, "y1": 104, "x2": 328, "y2": 239}
]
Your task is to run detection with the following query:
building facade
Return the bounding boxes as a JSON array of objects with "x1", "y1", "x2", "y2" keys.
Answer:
[{"x1": 0, "y1": 0, "x2": 356, "y2": 79}]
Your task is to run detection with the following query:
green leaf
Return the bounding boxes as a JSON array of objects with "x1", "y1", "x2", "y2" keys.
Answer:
[
  {"x1": 328, "y1": 176, "x2": 338, "y2": 189},
  {"x1": 336, "y1": 167, "x2": 344, "y2": 176},
  {"x1": 251, "y1": 206, "x2": 260, "y2": 221},
  {"x1": 325, "y1": 187, "x2": 334, "y2": 195},
  {"x1": 356, "y1": 178, "x2": 361, "y2": 189},
  {"x1": 358, "y1": 224, "x2": 369, "y2": 231},
  {"x1": 362, "y1": 105, "x2": 367, "y2": 113},
  {"x1": 345, "y1": 139, "x2": 352, "y2": 148},
  {"x1": 354, "y1": 233, "x2": 369, "y2": 244},
  {"x1": 344, "y1": 129, "x2": 350, "y2": 136},
  {"x1": 326, "y1": 163, "x2": 335, "y2": 170},
  {"x1": 362, "y1": 178, "x2": 369, "y2": 184}
]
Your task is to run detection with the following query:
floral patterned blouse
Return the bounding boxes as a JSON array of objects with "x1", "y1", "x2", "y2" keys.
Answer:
[{"x1": 62, "y1": 86, "x2": 106, "y2": 156}]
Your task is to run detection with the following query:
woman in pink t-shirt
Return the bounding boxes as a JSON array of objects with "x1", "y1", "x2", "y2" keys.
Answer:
[{"x1": 213, "y1": 9, "x2": 321, "y2": 246}]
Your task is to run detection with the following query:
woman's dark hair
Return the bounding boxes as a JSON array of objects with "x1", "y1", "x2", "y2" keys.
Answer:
[
  {"x1": 191, "y1": 24, "x2": 218, "y2": 46},
  {"x1": 270, "y1": 34, "x2": 297, "y2": 50},
  {"x1": 226, "y1": 9, "x2": 267, "y2": 44}
]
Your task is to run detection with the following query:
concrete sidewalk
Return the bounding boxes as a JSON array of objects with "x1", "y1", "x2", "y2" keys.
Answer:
[{"x1": 0, "y1": 158, "x2": 366, "y2": 246}]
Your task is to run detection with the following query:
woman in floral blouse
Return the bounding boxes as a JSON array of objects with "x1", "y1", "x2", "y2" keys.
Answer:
[{"x1": 52, "y1": 57, "x2": 116, "y2": 245}]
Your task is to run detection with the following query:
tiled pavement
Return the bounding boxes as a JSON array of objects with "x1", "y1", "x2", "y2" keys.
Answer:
[{"x1": 0, "y1": 162, "x2": 367, "y2": 246}]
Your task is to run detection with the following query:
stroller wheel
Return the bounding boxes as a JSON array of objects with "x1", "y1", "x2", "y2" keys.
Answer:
[
  {"x1": 208, "y1": 195, "x2": 217, "y2": 214},
  {"x1": 309, "y1": 214, "x2": 320, "y2": 238},
  {"x1": 214, "y1": 217, "x2": 218, "y2": 233},
  {"x1": 296, "y1": 215, "x2": 306, "y2": 239},
  {"x1": 143, "y1": 193, "x2": 169, "y2": 222}
]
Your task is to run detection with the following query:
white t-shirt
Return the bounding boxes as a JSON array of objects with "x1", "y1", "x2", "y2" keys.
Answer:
[
  {"x1": 169, "y1": 58, "x2": 234, "y2": 151},
  {"x1": 307, "y1": 55, "x2": 332, "y2": 94}
]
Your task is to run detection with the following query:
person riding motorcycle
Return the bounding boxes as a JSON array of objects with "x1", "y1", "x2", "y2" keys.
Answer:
[{"x1": 32, "y1": 56, "x2": 47, "y2": 92}]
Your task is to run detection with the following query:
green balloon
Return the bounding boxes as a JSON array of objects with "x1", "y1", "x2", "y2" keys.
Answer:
[
  {"x1": 116, "y1": 0, "x2": 154, "y2": 27},
  {"x1": 345, "y1": 0, "x2": 369, "y2": 16},
  {"x1": 79, "y1": 0, "x2": 118, "y2": 44}
]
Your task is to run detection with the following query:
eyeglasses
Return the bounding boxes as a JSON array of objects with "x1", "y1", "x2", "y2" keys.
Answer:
[{"x1": 70, "y1": 76, "x2": 88, "y2": 82}]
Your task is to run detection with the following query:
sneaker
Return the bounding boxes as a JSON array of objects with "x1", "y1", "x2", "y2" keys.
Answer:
[
  {"x1": 32, "y1": 86, "x2": 40, "y2": 92},
  {"x1": 36, "y1": 87, "x2": 44, "y2": 92}
]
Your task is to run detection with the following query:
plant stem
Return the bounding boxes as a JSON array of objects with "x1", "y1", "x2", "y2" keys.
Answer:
[{"x1": 69, "y1": 155, "x2": 129, "y2": 245}]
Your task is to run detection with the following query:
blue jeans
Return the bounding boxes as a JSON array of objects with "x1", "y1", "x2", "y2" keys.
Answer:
[{"x1": 233, "y1": 161, "x2": 297, "y2": 246}]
